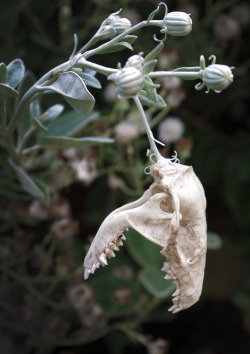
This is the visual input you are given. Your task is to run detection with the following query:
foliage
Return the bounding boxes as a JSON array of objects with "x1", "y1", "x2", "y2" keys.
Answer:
[{"x1": 0, "y1": 1, "x2": 250, "y2": 353}]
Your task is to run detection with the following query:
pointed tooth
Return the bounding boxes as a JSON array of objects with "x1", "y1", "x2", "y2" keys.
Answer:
[
  {"x1": 125, "y1": 228, "x2": 129, "y2": 231},
  {"x1": 116, "y1": 240, "x2": 123, "y2": 247},
  {"x1": 161, "y1": 262, "x2": 170, "y2": 272},
  {"x1": 172, "y1": 289, "x2": 180, "y2": 297},
  {"x1": 96, "y1": 261, "x2": 101, "y2": 269},
  {"x1": 168, "y1": 305, "x2": 177, "y2": 312},
  {"x1": 164, "y1": 274, "x2": 172, "y2": 280},
  {"x1": 99, "y1": 253, "x2": 108, "y2": 266},
  {"x1": 90, "y1": 264, "x2": 96, "y2": 274},
  {"x1": 120, "y1": 234, "x2": 126, "y2": 240},
  {"x1": 84, "y1": 268, "x2": 90, "y2": 280},
  {"x1": 109, "y1": 242, "x2": 119, "y2": 251},
  {"x1": 105, "y1": 248, "x2": 116, "y2": 258},
  {"x1": 172, "y1": 307, "x2": 181, "y2": 314}
]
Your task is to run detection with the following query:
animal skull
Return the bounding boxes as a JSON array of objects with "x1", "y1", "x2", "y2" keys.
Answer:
[{"x1": 84, "y1": 160, "x2": 207, "y2": 313}]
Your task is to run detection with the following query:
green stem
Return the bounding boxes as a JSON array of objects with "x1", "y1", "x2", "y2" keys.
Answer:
[
  {"x1": 84, "y1": 20, "x2": 163, "y2": 59},
  {"x1": 17, "y1": 126, "x2": 37, "y2": 155},
  {"x1": 133, "y1": 96, "x2": 162, "y2": 162},
  {"x1": 149, "y1": 71, "x2": 202, "y2": 80},
  {"x1": 77, "y1": 58, "x2": 118, "y2": 75}
]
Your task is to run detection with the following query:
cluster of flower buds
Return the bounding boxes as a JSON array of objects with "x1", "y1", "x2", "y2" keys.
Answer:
[
  {"x1": 95, "y1": 10, "x2": 131, "y2": 40},
  {"x1": 161, "y1": 11, "x2": 192, "y2": 37},
  {"x1": 108, "y1": 55, "x2": 145, "y2": 98}
]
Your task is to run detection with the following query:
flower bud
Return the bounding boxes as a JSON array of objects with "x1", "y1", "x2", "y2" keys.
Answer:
[
  {"x1": 112, "y1": 18, "x2": 131, "y2": 34},
  {"x1": 163, "y1": 11, "x2": 192, "y2": 36},
  {"x1": 125, "y1": 54, "x2": 144, "y2": 71},
  {"x1": 108, "y1": 67, "x2": 144, "y2": 98},
  {"x1": 202, "y1": 64, "x2": 234, "y2": 92}
]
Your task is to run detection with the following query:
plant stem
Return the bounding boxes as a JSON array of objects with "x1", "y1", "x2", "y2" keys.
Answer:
[
  {"x1": 84, "y1": 20, "x2": 163, "y2": 59},
  {"x1": 133, "y1": 96, "x2": 162, "y2": 162},
  {"x1": 149, "y1": 71, "x2": 202, "y2": 80}
]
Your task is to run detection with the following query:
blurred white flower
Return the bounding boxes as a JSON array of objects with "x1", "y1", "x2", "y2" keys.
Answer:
[
  {"x1": 167, "y1": 88, "x2": 186, "y2": 108},
  {"x1": 103, "y1": 82, "x2": 117, "y2": 102},
  {"x1": 157, "y1": 117, "x2": 184, "y2": 144},
  {"x1": 213, "y1": 14, "x2": 240, "y2": 40},
  {"x1": 71, "y1": 158, "x2": 97, "y2": 185},
  {"x1": 114, "y1": 120, "x2": 140, "y2": 142},
  {"x1": 159, "y1": 76, "x2": 181, "y2": 90}
]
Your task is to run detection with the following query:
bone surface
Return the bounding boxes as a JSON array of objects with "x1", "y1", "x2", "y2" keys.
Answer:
[{"x1": 84, "y1": 159, "x2": 207, "y2": 313}]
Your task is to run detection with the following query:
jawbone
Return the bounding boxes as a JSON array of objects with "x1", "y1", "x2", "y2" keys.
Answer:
[{"x1": 84, "y1": 160, "x2": 207, "y2": 313}]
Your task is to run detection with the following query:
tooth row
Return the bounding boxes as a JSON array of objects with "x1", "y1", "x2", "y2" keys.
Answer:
[{"x1": 84, "y1": 234, "x2": 127, "y2": 280}]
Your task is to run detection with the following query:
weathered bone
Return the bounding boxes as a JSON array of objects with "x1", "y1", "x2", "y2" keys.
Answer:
[{"x1": 84, "y1": 160, "x2": 207, "y2": 313}]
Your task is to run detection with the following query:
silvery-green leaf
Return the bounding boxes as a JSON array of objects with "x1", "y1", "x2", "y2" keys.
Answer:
[
  {"x1": 139, "y1": 90, "x2": 167, "y2": 108},
  {"x1": 0, "y1": 63, "x2": 7, "y2": 84},
  {"x1": 18, "y1": 71, "x2": 36, "y2": 100},
  {"x1": 30, "y1": 99, "x2": 41, "y2": 119},
  {"x1": 37, "y1": 135, "x2": 114, "y2": 148},
  {"x1": 80, "y1": 73, "x2": 102, "y2": 89},
  {"x1": 173, "y1": 66, "x2": 200, "y2": 72},
  {"x1": 44, "y1": 104, "x2": 65, "y2": 121},
  {"x1": 145, "y1": 42, "x2": 164, "y2": 62},
  {"x1": 7, "y1": 59, "x2": 25, "y2": 88},
  {"x1": 41, "y1": 111, "x2": 99, "y2": 138},
  {"x1": 0, "y1": 84, "x2": 18, "y2": 98},
  {"x1": 9, "y1": 159, "x2": 49, "y2": 203},
  {"x1": 97, "y1": 35, "x2": 137, "y2": 54},
  {"x1": 40, "y1": 72, "x2": 95, "y2": 116},
  {"x1": 147, "y1": 5, "x2": 160, "y2": 22},
  {"x1": 207, "y1": 232, "x2": 222, "y2": 250},
  {"x1": 139, "y1": 266, "x2": 175, "y2": 298},
  {"x1": 142, "y1": 59, "x2": 158, "y2": 74}
]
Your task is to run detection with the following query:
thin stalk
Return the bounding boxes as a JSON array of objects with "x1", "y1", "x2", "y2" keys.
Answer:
[
  {"x1": 133, "y1": 96, "x2": 162, "y2": 162},
  {"x1": 84, "y1": 20, "x2": 163, "y2": 59},
  {"x1": 18, "y1": 126, "x2": 37, "y2": 155},
  {"x1": 77, "y1": 58, "x2": 118, "y2": 75},
  {"x1": 149, "y1": 71, "x2": 202, "y2": 80}
]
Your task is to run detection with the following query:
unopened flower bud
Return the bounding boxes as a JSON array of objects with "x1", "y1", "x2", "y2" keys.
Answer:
[
  {"x1": 108, "y1": 67, "x2": 144, "y2": 98},
  {"x1": 163, "y1": 11, "x2": 192, "y2": 36},
  {"x1": 202, "y1": 64, "x2": 234, "y2": 92},
  {"x1": 125, "y1": 54, "x2": 144, "y2": 70},
  {"x1": 112, "y1": 17, "x2": 131, "y2": 34}
]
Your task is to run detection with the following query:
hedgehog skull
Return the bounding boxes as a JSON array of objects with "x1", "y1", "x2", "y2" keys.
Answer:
[{"x1": 84, "y1": 160, "x2": 207, "y2": 313}]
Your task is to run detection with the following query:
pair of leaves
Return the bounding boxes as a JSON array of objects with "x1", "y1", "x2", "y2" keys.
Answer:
[{"x1": 0, "y1": 59, "x2": 25, "y2": 98}]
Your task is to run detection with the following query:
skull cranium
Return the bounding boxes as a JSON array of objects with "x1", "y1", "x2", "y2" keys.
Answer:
[{"x1": 84, "y1": 160, "x2": 207, "y2": 313}]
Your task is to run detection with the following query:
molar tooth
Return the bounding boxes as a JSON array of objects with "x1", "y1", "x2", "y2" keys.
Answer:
[
  {"x1": 99, "y1": 253, "x2": 108, "y2": 266},
  {"x1": 105, "y1": 247, "x2": 116, "y2": 258}
]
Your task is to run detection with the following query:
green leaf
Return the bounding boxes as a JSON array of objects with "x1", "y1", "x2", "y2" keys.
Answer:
[
  {"x1": 142, "y1": 59, "x2": 158, "y2": 74},
  {"x1": 9, "y1": 159, "x2": 49, "y2": 202},
  {"x1": 37, "y1": 135, "x2": 114, "y2": 148},
  {"x1": 139, "y1": 90, "x2": 167, "y2": 108},
  {"x1": 44, "y1": 104, "x2": 65, "y2": 121},
  {"x1": 30, "y1": 99, "x2": 41, "y2": 119},
  {"x1": 139, "y1": 266, "x2": 175, "y2": 298},
  {"x1": 145, "y1": 42, "x2": 164, "y2": 62},
  {"x1": 18, "y1": 71, "x2": 36, "y2": 100},
  {"x1": 147, "y1": 5, "x2": 160, "y2": 22},
  {"x1": 7, "y1": 59, "x2": 25, "y2": 88},
  {"x1": 40, "y1": 110, "x2": 99, "y2": 138},
  {"x1": 0, "y1": 63, "x2": 7, "y2": 84},
  {"x1": 40, "y1": 72, "x2": 95, "y2": 116},
  {"x1": 97, "y1": 35, "x2": 137, "y2": 54},
  {"x1": 0, "y1": 84, "x2": 18, "y2": 98},
  {"x1": 30, "y1": 176, "x2": 50, "y2": 204},
  {"x1": 80, "y1": 73, "x2": 102, "y2": 89},
  {"x1": 126, "y1": 228, "x2": 163, "y2": 268},
  {"x1": 207, "y1": 232, "x2": 222, "y2": 250}
]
